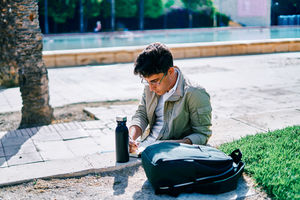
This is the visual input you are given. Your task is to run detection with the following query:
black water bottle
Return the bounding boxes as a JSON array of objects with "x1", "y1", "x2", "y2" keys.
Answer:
[{"x1": 115, "y1": 116, "x2": 129, "y2": 163}]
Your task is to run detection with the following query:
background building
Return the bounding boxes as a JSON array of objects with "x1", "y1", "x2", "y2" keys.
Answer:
[{"x1": 214, "y1": 0, "x2": 271, "y2": 27}]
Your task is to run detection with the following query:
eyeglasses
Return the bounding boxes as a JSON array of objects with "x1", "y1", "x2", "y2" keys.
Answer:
[{"x1": 141, "y1": 72, "x2": 167, "y2": 86}]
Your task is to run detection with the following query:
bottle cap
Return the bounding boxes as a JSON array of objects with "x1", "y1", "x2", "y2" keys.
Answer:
[{"x1": 116, "y1": 116, "x2": 127, "y2": 122}]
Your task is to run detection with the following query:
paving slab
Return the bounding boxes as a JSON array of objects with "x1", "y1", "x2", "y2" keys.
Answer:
[
  {"x1": 57, "y1": 129, "x2": 89, "y2": 141},
  {"x1": 91, "y1": 130, "x2": 115, "y2": 153},
  {"x1": 3, "y1": 143, "x2": 37, "y2": 157},
  {"x1": 34, "y1": 125, "x2": 53, "y2": 134},
  {"x1": 209, "y1": 118, "x2": 263, "y2": 147},
  {"x1": 85, "y1": 129, "x2": 105, "y2": 137},
  {"x1": 30, "y1": 130, "x2": 63, "y2": 142},
  {"x1": 64, "y1": 137, "x2": 101, "y2": 156},
  {"x1": 22, "y1": 128, "x2": 37, "y2": 137},
  {"x1": 0, "y1": 148, "x2": 4, "y2": 157},
  {"x1": 235, "y1": 109, "x2": 300, "y2": 131},
  {"x1": 84, "y1": 105, "x2": 137, "y2": 121},
  {"x1": 52, "y1": 123, "x2": 67, "y2": 132},
  {"x1": 0, "y1": 157, "x2": 93, "y2": 187},
  {"x1": 14, "y1": 129, "x2": 30, "y2": 137},
  {"x1": 0, "y1": 132, "x2": 5, "y2": 139},
  {"x1": 35, "y1": 140, "x2": 76, "y2": 161},
  {"x1": 105, "y1": 121, "x2": 117, "y2": 131},
  {"x1": 78, "y1": 120, "x2": 106, "y2": 130},
  {"x1": 84, "y1": 152, "x2": 141, "y2": 172},
  {"x1": 0, "y1": 157, "x2": 7, "y2": 168},
  {"x1": 47, "y1": 124, "x2": 59, "y2": 133},
  {"x1": 1, "y1": 136, "x2": 33, "y2": 148},
  {"x1": 1, "y1": 130, "x2": 22, "y2": 138},
  {"x1": 65, "y1": 121, "x2": 82, "y2": 130},
  {"x1": 6, "y1": 151, "x2": 43, "y2": 167}
]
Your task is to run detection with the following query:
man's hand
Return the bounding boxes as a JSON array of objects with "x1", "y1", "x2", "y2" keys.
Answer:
[
  {"x1": 161, "y1": 138, "x2": 192, "y2": 145},
  {"x1": 182, "y1": 138, "x2": 192, "y2": 144},
  {"x1": 129, "y1": 137, "x2": 140, "y2": 153},
  {"x1": 129, "y1": 125, "x2": 142, "y2": 153}
]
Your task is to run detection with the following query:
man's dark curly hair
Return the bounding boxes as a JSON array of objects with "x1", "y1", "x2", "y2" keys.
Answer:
[{"x1": 134, "y1": 42, "x2": 173, "y2": 77}]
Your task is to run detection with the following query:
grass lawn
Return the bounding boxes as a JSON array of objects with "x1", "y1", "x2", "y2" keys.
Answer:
[{"x1": 219, "y1": 126, "x2": 300, "y2": 200}]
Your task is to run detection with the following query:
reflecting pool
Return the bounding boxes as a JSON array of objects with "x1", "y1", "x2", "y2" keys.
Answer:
[{"x1": 43, "y1": 26, "x2": 300, "y2": 51}]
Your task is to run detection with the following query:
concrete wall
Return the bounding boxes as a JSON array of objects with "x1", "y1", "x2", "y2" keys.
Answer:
[{"x1": 214, "y1": 0, "x2": 271, "y2": 27}]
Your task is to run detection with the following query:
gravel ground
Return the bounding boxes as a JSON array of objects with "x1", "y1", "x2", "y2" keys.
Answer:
[
  {"x1": 0, "y1": 165, "x2": 155, "y2": 200},
  {"x1": 0, "y1": 101, "x2": 137, "y2": 132},
  {"x1": 0, "y1": 101, "x2": 270, "y2": 200},
  {"x1": 0, "y1": 165, "x2": 270, "y2": 200}
]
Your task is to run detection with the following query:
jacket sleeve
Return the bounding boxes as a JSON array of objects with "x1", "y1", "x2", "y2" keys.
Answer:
[
  {"x1": 130, "y1": 88, "x2": 149, "y2": 133},
  {"x1": 184, "y1": 88, "x2": 212, "y2": 145}
]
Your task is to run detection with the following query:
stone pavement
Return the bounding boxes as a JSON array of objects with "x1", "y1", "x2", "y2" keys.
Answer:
[
  {"x1": 0, "y1": 119, "x2": 139, "y2": 185},
  {"x1": 0, "y1": 52, "x2": 300, "y2": 199}
]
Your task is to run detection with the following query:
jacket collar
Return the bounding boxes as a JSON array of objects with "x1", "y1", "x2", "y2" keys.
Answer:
[{"x1": 166, "y1": 66, "x2": 184, "y2": 102}]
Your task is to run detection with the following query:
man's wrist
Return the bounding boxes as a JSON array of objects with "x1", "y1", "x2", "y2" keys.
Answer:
[
  {"x1": 129, "y1": 135, "x2": 135, "y2": 141},
  {"x1": 129, "y1": 125, "x2": 142, "y2": 141},
  {"x1": 184, "y1": 138, "x2": 192, "y2": 144}
]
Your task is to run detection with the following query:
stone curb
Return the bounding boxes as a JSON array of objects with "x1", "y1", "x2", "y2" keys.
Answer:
[
  {"x1": 0, "y1": 153, "x2": 141, "y2": 187},
  {"x1": 43, "y1": 39, "x2": 300, "y2": 67}
]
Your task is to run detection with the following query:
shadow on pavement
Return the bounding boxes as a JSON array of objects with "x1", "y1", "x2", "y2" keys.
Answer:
[
  {"x1": 132, "y1": 180, "x2": 166, "y2": 200},
  {"x1": 133, "y1": 174, "x2": 252, "y2": 200},
  {"x1": 0, "y1": 128, "x2": 40, "y2": 167},
  {"x1": 99, "y1": 164, "x2": 140, "y2": 196}
]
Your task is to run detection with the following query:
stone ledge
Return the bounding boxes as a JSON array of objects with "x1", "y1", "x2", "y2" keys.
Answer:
[
  {"x1": 0, "y1": 152, "x2": 141, "y2": 187},
  {"x1": 43, "y1": 39, "x2": 300, "y2": 68}
]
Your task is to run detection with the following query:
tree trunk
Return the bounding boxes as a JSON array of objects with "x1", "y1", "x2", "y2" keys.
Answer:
[
  {"x1": 0, "y1": 0, "x2": 19, "y2": 87},
  {"x1": 44, "y1": 0, "x2": 49, "y2": 34},
  {"x1": 79, "y1": 0, "x2": 84, "y2": 32},
  {"x1": 163, "y1": 12, "x2": 168, "y2": 29},
  {"x1": 111, "y1": 0, "x2": 115, "y2": 31},
  {"x1": 15, "y1": 0, "x2": 54, "y2": 128},
  {"x1": 188, "y1": 0, "x2": 193, "y2": 28},
  {"x1": 139, "y1": 0, "x2": 144, "y2": 30},
  {"x1": 188, "y1": 11, "x2": 193, "y2": 28}
]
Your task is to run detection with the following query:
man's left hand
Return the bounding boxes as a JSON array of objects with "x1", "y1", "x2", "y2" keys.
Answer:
[{"x1": 161, "y1": 138, "x2": 192, "y2": 145}]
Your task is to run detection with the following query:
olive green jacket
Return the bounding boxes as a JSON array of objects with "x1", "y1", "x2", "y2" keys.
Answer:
[{"x1": 131, "y1": 68, "x2": 212, "y2": 145}]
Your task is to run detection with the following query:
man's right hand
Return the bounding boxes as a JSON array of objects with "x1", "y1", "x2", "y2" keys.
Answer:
[
  {"x1": 129, "y1": 137, "x2": 139, "y2": 153},
  {"x1": 128, "y1": 125, "x2": 142, "y2": 153}
]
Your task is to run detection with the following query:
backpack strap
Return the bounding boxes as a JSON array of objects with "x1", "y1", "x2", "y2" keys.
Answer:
[{"x1": 230, "y1": 149, "x2": 242, "y2": 164}]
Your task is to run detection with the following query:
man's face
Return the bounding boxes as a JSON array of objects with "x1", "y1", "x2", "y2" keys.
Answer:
[{"x1": 143, "y1": 69, "x2": 172, "y2": 96}]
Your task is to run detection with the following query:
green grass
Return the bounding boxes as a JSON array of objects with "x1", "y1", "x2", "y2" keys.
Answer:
[{"x1": 219, "y1": 126, "x2": 300, "y2": 200}]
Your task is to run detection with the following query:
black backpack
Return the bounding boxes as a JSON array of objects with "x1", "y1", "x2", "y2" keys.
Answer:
[{"x1": 141, "y1": 142, "x2": 244, "y2": 196}]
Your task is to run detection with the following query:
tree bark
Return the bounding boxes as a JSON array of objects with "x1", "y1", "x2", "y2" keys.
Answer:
[
  {"x1": 0, "y1": 0, "x2": 19, "y2": 87},
  {"x1": 15, "y1": 0, "x2": 54, "y2": 128}
]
